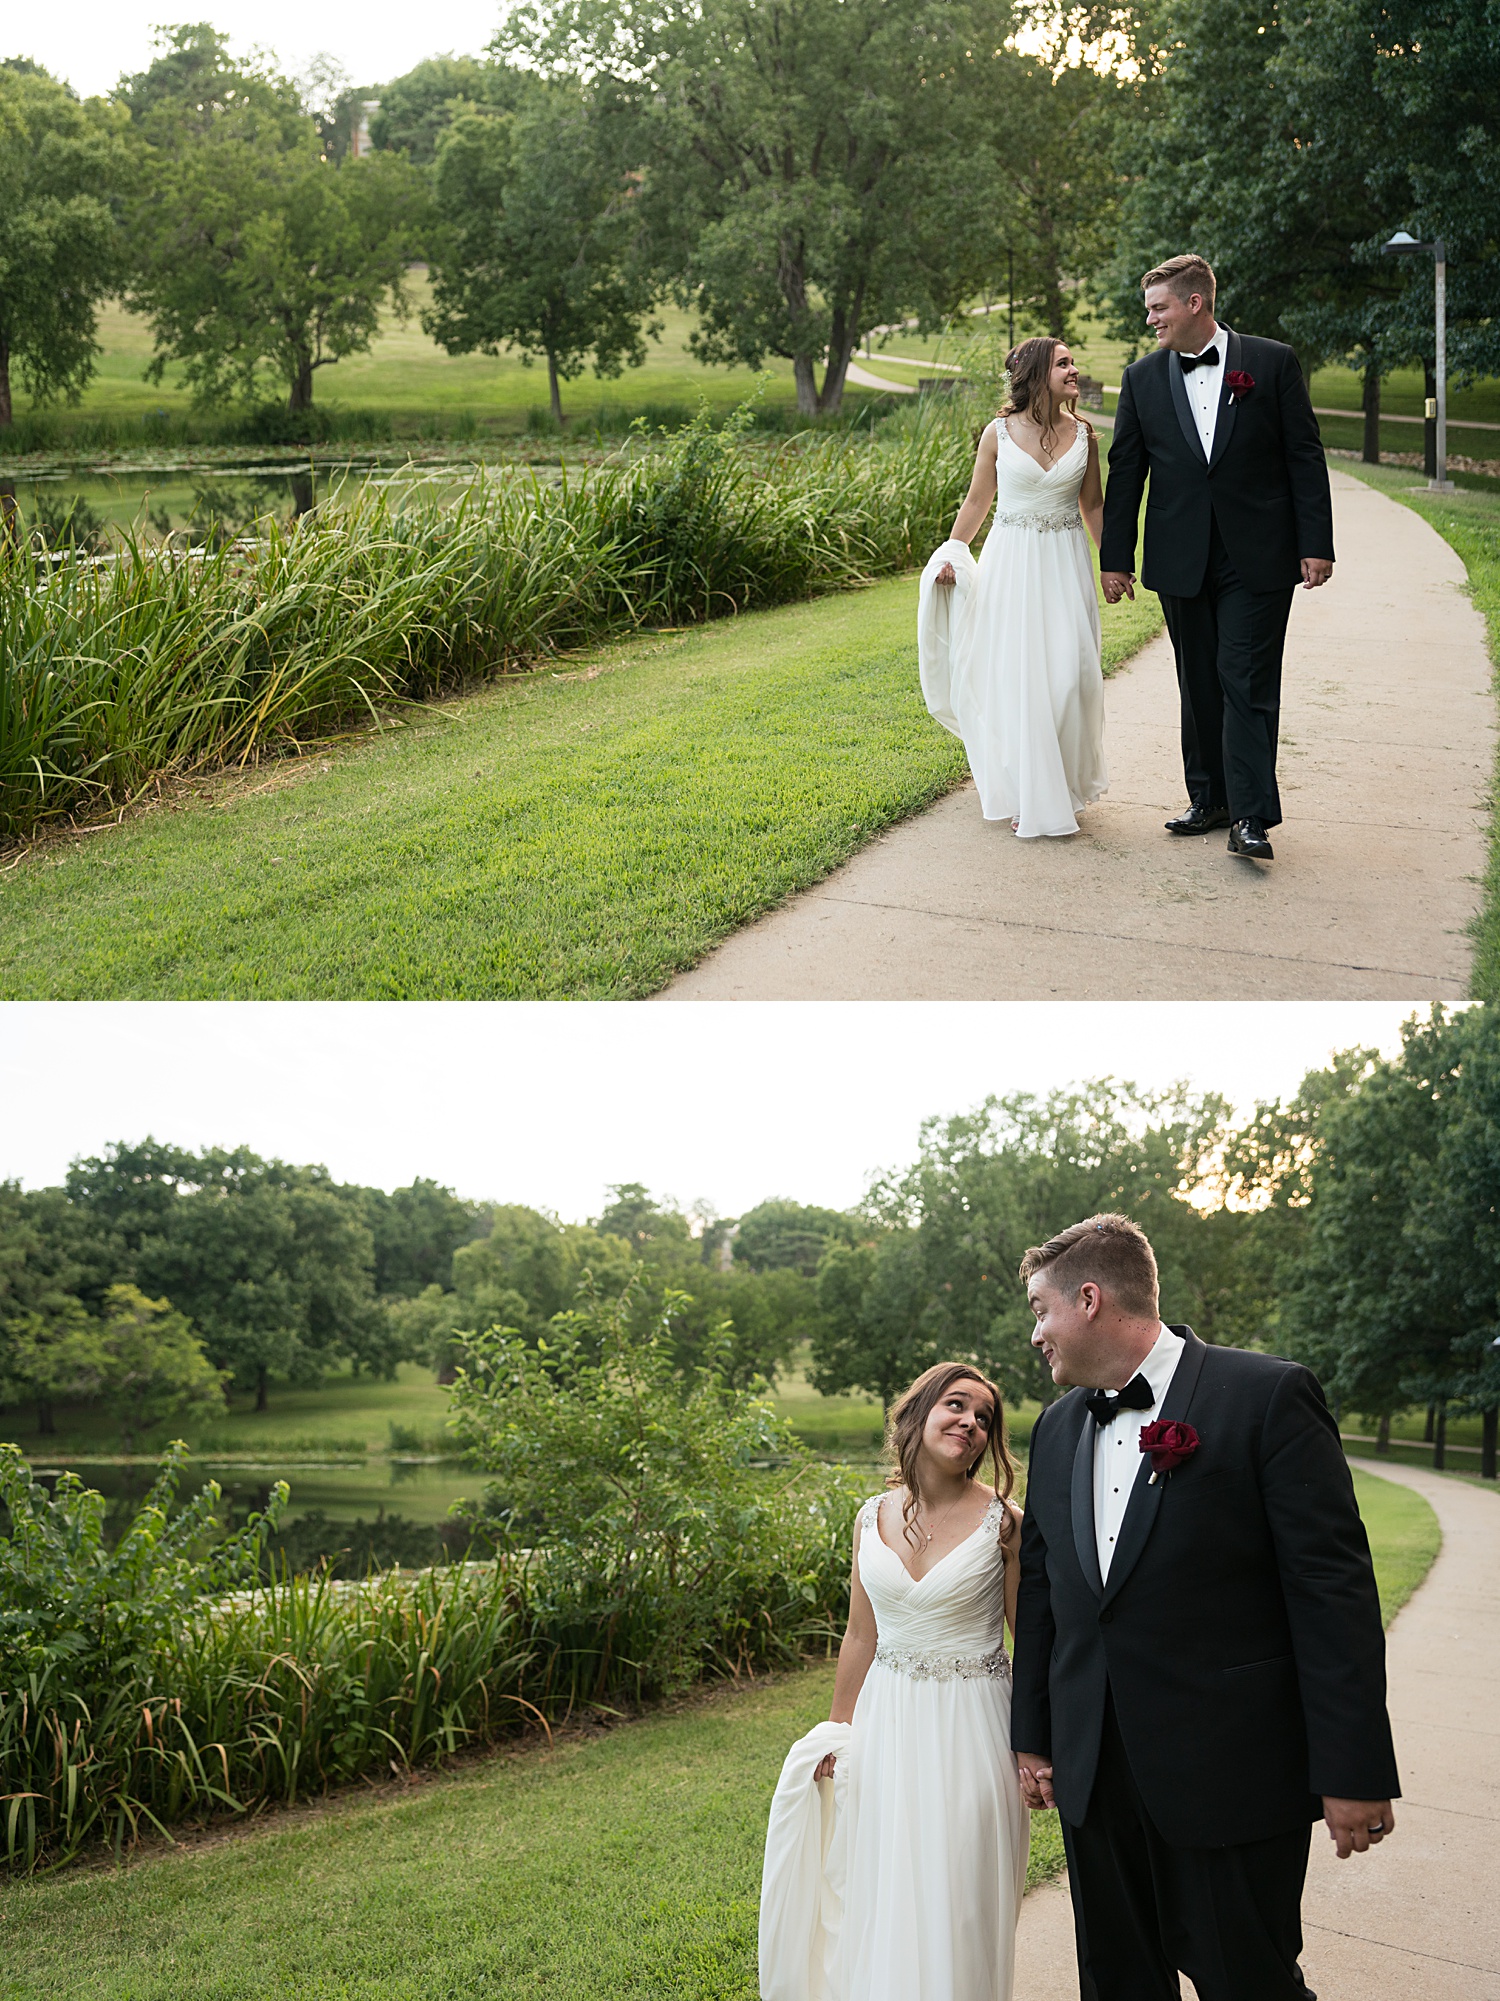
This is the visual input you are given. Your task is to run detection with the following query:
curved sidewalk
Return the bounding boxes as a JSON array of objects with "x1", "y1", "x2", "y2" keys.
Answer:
[
  {"x1": 660, "y1": 473, "x2": 1492, "y2": 1000},
  {"x1": 1013, "y1": 1461, "x2": 1500, "y2": 2001}
]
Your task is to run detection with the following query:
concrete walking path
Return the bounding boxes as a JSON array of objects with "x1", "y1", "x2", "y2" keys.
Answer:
[
  {"x1": 660, "y1": 472, "x2": 1493, "y2": 1000},
  {"x1": 1012, "y1": 1461, "x2": 1500, "y2": 2000}
]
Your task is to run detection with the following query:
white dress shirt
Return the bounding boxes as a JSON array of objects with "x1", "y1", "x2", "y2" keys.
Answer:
[
  {"x1": 1093, "y1": 1323, "x2": 1185, "y2": 1581},
  {"x1": 1180, "y1": 324, "x2": 1227, "y2": 459}
]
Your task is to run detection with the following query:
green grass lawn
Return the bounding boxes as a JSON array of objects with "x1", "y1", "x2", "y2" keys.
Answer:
[
  {"x1": 1339, "y1": 463, "x2": 1500, "y2": 997},
  {"x1": 6, "y1": 288, "x2": 868, "y2": 448},
  {"x1": 0, "y1": 1465, "x2": 1435, "y2": 2001},
  {"x1": 0, "y1": 567, "x2": 1163, "y2": 1001}
]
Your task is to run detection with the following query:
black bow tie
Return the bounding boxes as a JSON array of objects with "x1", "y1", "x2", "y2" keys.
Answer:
[
  {"x1": 1086, "y1": 1375, "x2": 1156, "y2": 1425},
  {"x1": 1180, "y1": 348, "x2": 1221, "y2": 373}
]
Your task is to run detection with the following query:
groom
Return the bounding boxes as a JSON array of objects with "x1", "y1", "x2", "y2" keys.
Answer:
[
  {"x1": 1010, "y1": 1213, "x2": 1398, "y2": 2001},
  {"x1": 1098, "y1": 254, "x2": 1334, "y2": 863}
]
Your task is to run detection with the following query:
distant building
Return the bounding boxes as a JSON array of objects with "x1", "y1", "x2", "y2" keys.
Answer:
[{"x1": 350, "y1": 100, "x2": 381, "y2": 159}]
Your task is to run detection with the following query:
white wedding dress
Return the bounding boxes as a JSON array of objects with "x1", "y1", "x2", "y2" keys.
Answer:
[
  {"x1": 918, "y1": 418, "x2": 1107, "y2": 838},
  {"x1": 759, "y1": 1493, "x2": 1028, "y2": 2001}
]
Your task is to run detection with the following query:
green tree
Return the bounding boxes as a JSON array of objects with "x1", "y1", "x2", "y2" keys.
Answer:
[
  {"x1": 361, "y1": 1179, "x2": 483, "y2": 1298},
  {"x1": 811, "y1": 1086, "x2": 1239, "y2": 1414},
  {"x1": 66, "y1": 1143, "x2": 382, "y2": 1409},
  {"x1": 94, "y1": 1284, "x2": 225, "y2": 1453},
  {"x1": 503, "y1": 0, "x2": 1035, "y2": 416},
  {"x1": 732, "y1": 1198, "x2": 857, "y2": 1276},
  {"x1": 425, "y1": 84, "x2": 655, "y2": 424},
  {"x1": 1276, "y1": 1014, "x2": 1462, "y2": 1445},
  {"x1": 128, "y1": 76, "x2": 427, "y2": 414},
  {"x1": 0, "y1": 65, "x2": 127, "y2": 427},
  {"x1": 366, "y1": 55, "x2": 524, "y2": 164},
  {"x1": 0, "y1": 1181, "x2": 115, "y2": 1436}
]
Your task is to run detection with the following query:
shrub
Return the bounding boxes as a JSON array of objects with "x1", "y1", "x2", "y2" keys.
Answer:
[{"x1": 447, "y1": 1278, "x2": 861, "y2": 1702}]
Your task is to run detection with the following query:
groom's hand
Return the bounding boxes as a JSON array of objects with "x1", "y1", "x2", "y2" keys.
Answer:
[
  {"x1": 1100, "y1": 571, "x2": 1135, "y2": 604},
  {"x1": 1300, "y1": 557, "x2": 1334, "y2": 588},
  {"x1": 1322, "y1": 1796, "x2": 1395, "y2": 1858},
  {"x1": 1016, "y1": 1752, "x2": 1055, "y2": 1810}
]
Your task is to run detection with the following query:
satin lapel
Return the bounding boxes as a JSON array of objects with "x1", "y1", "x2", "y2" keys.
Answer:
[
  {"x1": 1098, "y1": 1330, "x2": 1208, "y2": 1609},
  {"x1": 1167, "y1": 349, "x2": 1208, "y2": 465},
  {"x1": 1208, "y1": 328, "x2": 1241, "y2": 471},
  {"x1": 1070, "y1": 1404, "x2": 1104, "y2": 1599}
]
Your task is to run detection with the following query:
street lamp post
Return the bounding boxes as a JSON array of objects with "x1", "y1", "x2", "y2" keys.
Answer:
[{"x1": 1381, "y1": 230, "x2": 1453, "y2": 492}]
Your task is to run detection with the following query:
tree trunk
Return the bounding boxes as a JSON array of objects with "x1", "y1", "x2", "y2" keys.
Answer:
[
  {"x1": 1423, "y1": 1400, "x2": 1436, "y2": 1441},
  {"x1": 817, "y1": 345, "x2": 853, "y2": 417},
  {"x1": 1432, "y1": 1402, "x2": 1447, "y2": 1470},
  {"x1": 36, "y1": 1398, "x2": 55, "y2": 1436},
  {"x1": 288, "y1": 354, "x2": 315, "y2": 414},
  {"x1": 792, "y1": 354, "x2": 819, "y2": 417},
  {"x1": 290, "y1": 471, "x2": 315, "y2": 518},
  {"x1": 1482, "y1": 1406, "x2": 1497, "y2": 1481},
  {"x1": 1376, "y1": 1411, "x2": 1391, "y2": 1455},
  {"x1": 1423, "y1": 362, "x2": 1437, "y2": 477},
  {"x1": 0, "y1": 338, "x2": 11, "y2": 426},
  {"x1": 255, "y1": 1363, "x2": 269, "y2": 1413},
  {"x1": 1362, "y1": 358, "x2": 1381, "y2": 464},
  {"x1": 547, "y1": 351, "x2": 564, "y2": 426}
]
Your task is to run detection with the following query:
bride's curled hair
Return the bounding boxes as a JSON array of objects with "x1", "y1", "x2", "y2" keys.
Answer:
[
  {"x1": 885, "y1": 1361, "x2": 1017, "y2": 1548},
  {"x1": 1000, "y1": 334, "x2": 1076, "y2": 460}
]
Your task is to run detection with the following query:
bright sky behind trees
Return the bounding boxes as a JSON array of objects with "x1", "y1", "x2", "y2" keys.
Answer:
[
  {"x1": 14, "y1": 4, "x2": 500, "y2": 103},
  {"x1": 3, "y1": 1002, "x2": 1427, "y2": 1220}
]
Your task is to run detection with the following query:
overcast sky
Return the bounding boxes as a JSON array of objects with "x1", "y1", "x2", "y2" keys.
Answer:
[
  {"x1": 1, "y1": 1002, "x2": 1429, "y2": 1222},
  {"x1": 17, "y1": 3, "x2": 503, "y2": 103}
]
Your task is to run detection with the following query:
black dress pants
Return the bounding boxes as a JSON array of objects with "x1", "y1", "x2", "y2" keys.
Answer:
[
  {"x1": 1159, "y1": 516, "x2": 1295, "y2": 829},
  {"x1": 1060, "y1": 1693, "x2": 1317, "y2": 2001}
]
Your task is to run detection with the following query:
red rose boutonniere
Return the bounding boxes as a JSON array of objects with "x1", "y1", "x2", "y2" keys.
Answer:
[
  {"x1": 1226, "y1": 370, "x2": 1255, "y2": 403},
  {"x1": 1139, "y1": 1419, "x2": 1199, "y2": 1484}
]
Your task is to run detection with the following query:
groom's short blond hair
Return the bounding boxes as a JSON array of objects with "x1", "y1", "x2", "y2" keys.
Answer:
[
  {"x1": 1141, "y1": 254, "x2": 1217, "y2": 311},
  {"x1": 1019, "y1": 1213, "x2": 1160, "y2": 1318}
]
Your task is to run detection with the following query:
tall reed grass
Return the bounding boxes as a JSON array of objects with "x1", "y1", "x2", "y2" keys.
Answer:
[
  {"x1": 0, "y1": 405, "x2": 971, "y2": 842},
  {"x1": 0, "y1": 1445, "x2": 860, "y2": 1870}
]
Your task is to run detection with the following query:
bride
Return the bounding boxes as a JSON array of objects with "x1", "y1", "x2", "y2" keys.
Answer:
[
  {"x1": 758, "y1": 1363, "x2": 1028, "y2": 2001},
  {"x1": 919, "y1": 336, "x2": 1108, "y2": 838}
]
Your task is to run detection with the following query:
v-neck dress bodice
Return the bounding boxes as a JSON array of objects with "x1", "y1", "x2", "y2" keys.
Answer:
[
  {"x1": 857, "y1": 1491, "x2": 1011, "y2": 1674},
  {"x1": 917, "y1": 415, "x2": 1107, "y2": 838}
]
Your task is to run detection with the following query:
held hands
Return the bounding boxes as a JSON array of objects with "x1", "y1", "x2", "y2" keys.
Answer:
[
  {"x1": 1301, "y1": 558, "x2": 1334, "y2": 589},
  {"x1": 814, "y1": 1753, "x2": 837, "y2": 1780},
  {"x1": 1323, "y1": 1797, "x2": 1395, "y2": 1858},
  {"x1": 1099, "y1": 571, "x2": 1135, "y2": 604},
  {"x1": 1016, "y1": 1753, "x2": 1055, "y2": 1811},
  {"x1": 935, "y1": 562, "x2": 957, "y2": 587}
]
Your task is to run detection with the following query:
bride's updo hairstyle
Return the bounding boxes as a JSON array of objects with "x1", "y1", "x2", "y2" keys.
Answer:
[
  {"x1": 1000, "y1": 334, "x2": 1076, "y2": 459},
  {"x1": 885, "y1": 1361, "x2": 1017, "y2": 1548}
]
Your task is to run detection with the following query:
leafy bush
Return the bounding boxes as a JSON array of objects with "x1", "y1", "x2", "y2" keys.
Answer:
[
  {"x1": 448, "y1": 1280, "x2": 861, "y2": 1702},
  {"x1": 0, "y1": 399, "x2": 971, "y2": 840}
]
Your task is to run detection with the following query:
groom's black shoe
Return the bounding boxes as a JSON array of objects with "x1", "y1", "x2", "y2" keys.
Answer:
[
  {"x1": 1228, "y1": 818, "x2": 1274, "y2": 861},
  {"x1": 1165, "y1": 803, "x2": 1231, "y2": 835}
]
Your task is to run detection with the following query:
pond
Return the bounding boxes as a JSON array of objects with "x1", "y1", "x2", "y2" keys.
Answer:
[
  {"x1": 26, "y1": 1454, "x2": 481, "y2": 1531},
  {"x1": 0, "y1": 457, "x2": 521, "y2": 551}
]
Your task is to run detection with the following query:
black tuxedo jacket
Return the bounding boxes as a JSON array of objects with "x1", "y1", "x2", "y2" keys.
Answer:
[
  {"x1": 1010, "y1": 1330, "x2": 1399, "y2": 1848},
  {"x1": 1098, "y1": 330, "x2": 1334, "y2": 597}
]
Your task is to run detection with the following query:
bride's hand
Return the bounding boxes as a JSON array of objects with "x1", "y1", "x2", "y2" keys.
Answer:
[
  {"x1": 935, "y1": 562, "x2": 956, "y2": 587},
  {"x1": 814, "y1": 1753, "x2": 837, "y2": 1780}
]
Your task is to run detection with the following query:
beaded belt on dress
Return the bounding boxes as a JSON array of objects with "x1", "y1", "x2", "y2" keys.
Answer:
[
  {"x1": 874, "y1": 1642, "x2": 1012, "y2": 1682},
  {"x1": 993, "y1": 508, "x2": 1083, "y2": 533}
]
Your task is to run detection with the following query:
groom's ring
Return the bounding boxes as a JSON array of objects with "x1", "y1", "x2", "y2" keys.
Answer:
[{"x1": 1367, "y1": 1824, "x2": 1384, "y2": 1834}]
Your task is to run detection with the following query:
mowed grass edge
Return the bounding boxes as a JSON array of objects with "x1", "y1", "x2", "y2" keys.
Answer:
[
  {"x1": 0, "y1": 573, "x2": 1163, "y2": 1001},
  {"x1": 1339, "y1": 462, "x2": 1500, "y2": 998},
  {"x1": 0, "y1": 1466, "x2": 1436, "y2": 2001}
]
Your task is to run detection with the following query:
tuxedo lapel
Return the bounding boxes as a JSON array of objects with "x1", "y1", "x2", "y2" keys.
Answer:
[
  {"x1": 1099, "y1": 1329, "x2": 1208, "y2": 1610},
  {"x1": 1208, "y1": 327, "x2": 1241, "y2": 471},
  {"x1": 1070, "y1": 1400, "x2": 1105, "y2": 1599},
  {"x1": 1167, "y1": 350, "x2": 1208, "y2": 464}
]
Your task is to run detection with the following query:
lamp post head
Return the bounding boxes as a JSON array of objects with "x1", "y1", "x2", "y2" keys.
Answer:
[{"x1": 1382, "y1": 229, "x2": 1434, "y2": 256}]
